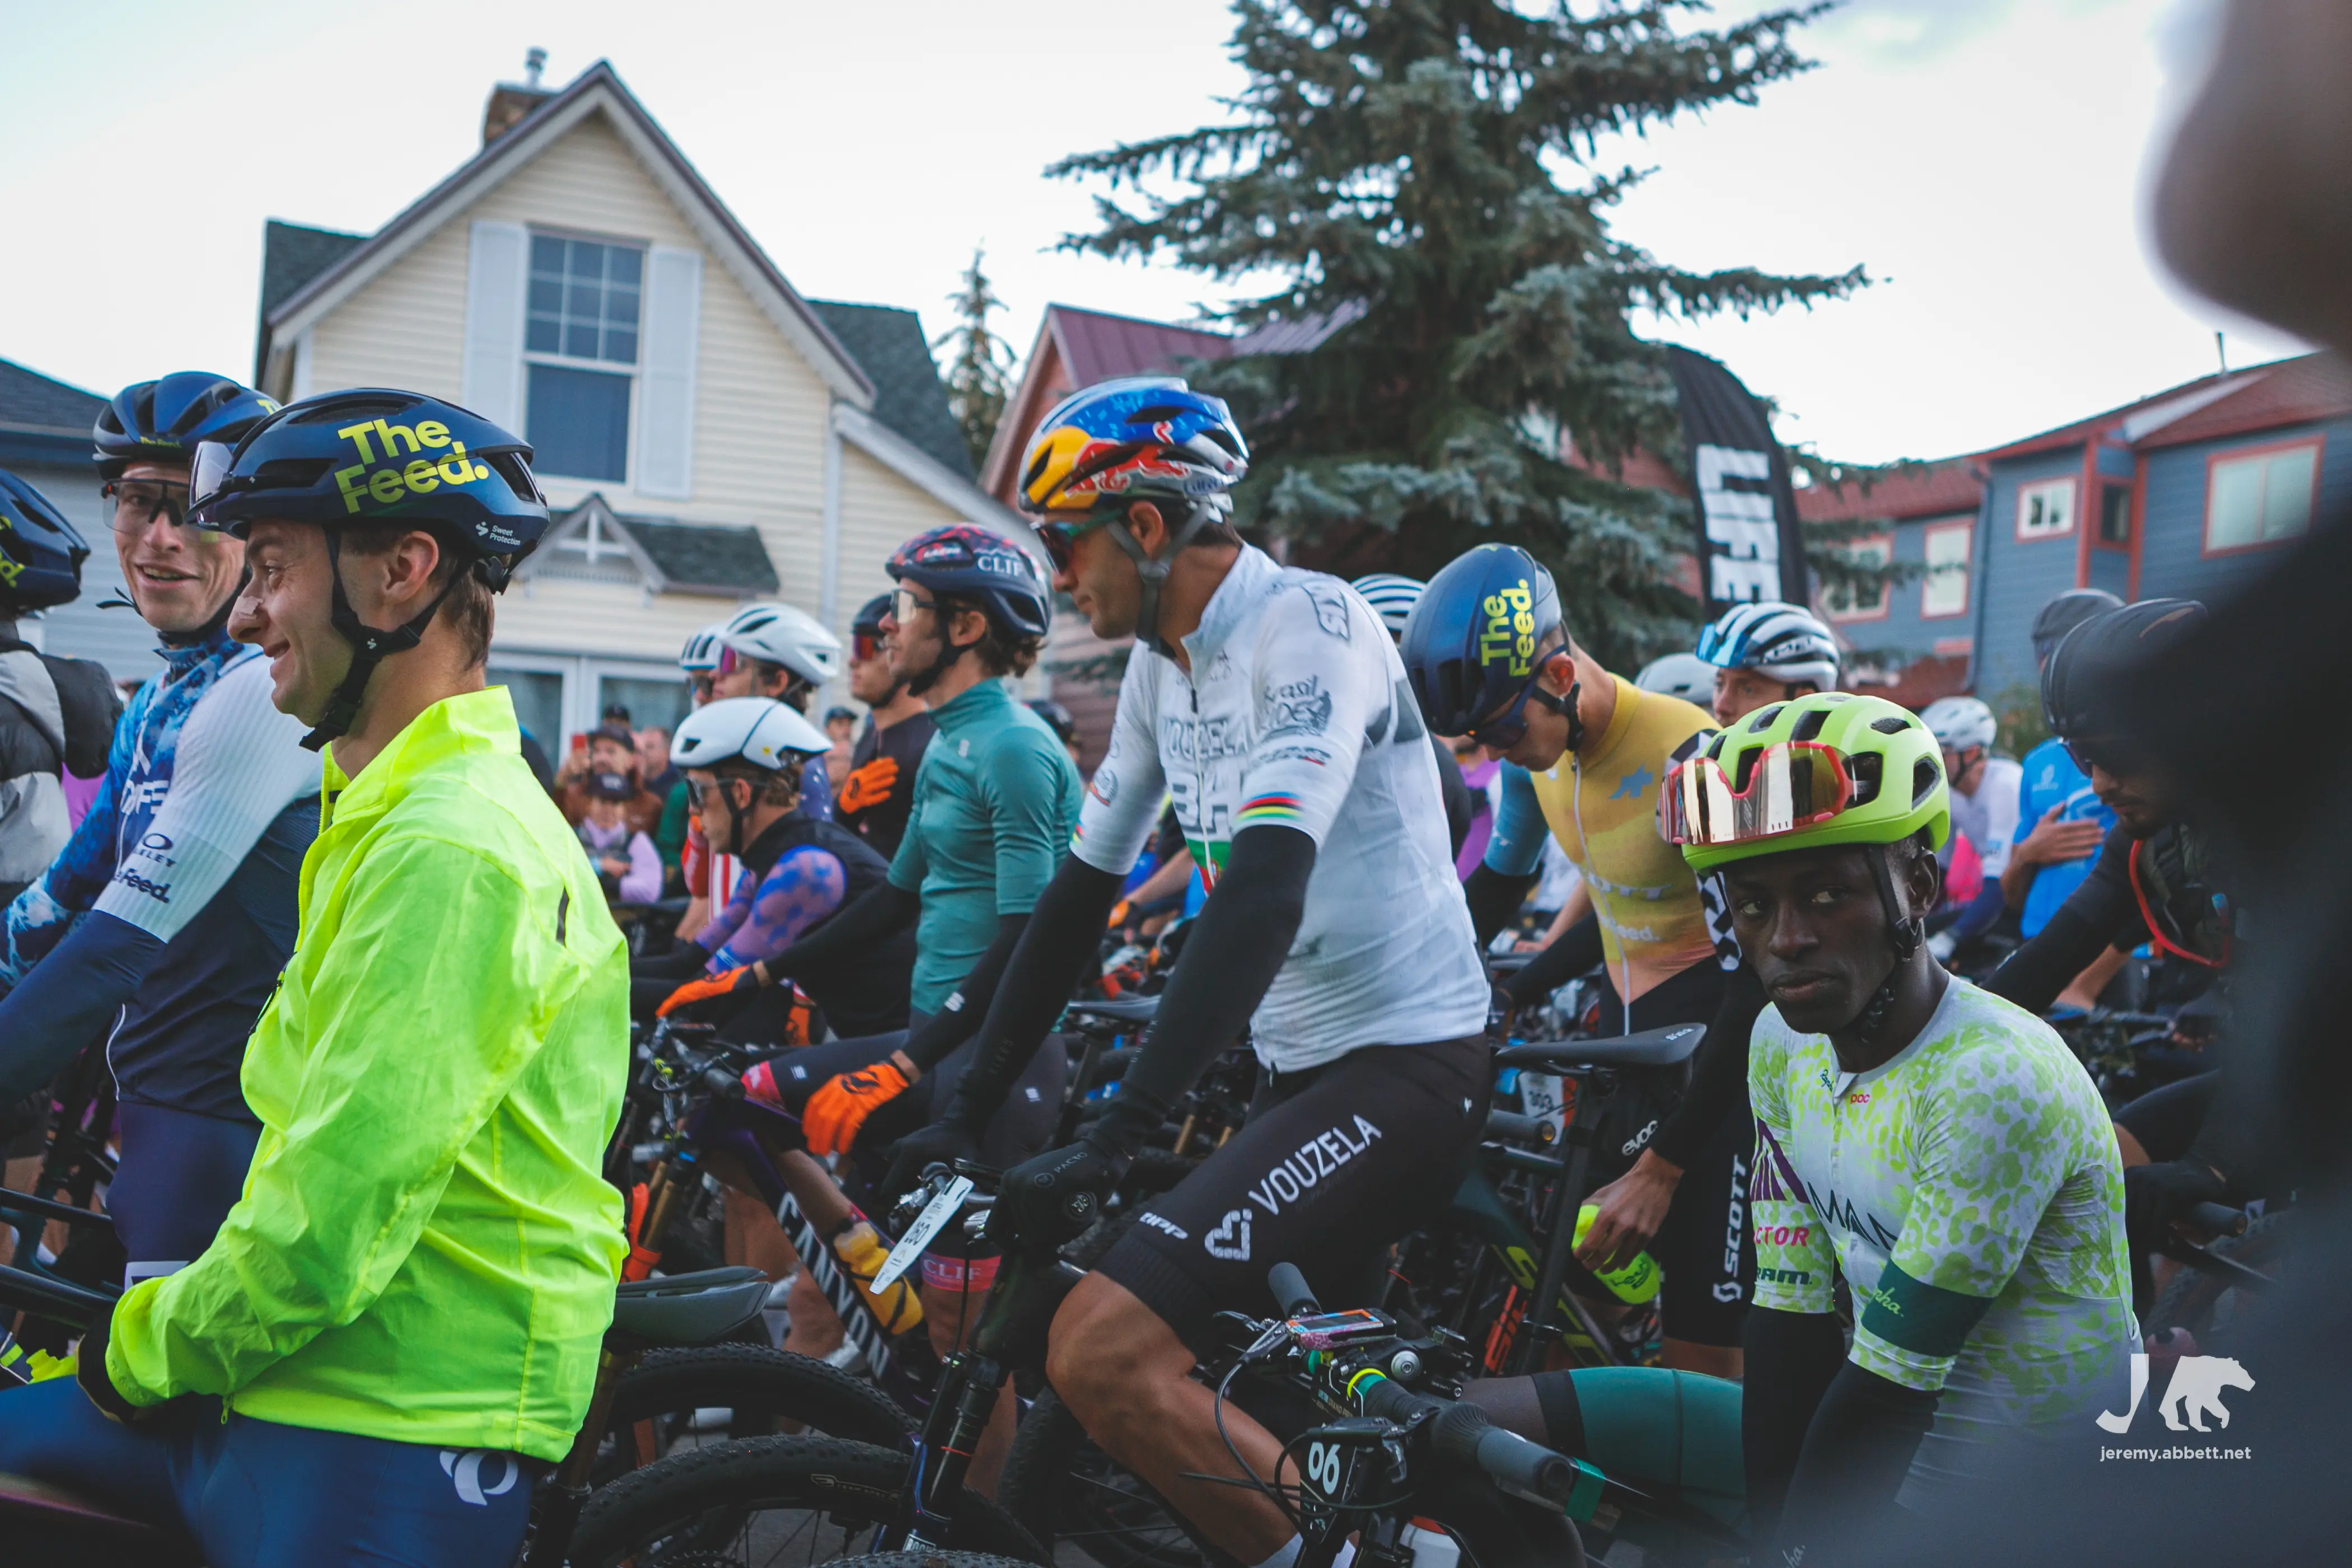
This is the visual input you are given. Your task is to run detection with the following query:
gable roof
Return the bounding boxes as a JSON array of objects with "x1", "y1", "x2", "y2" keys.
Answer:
[
  {"x1": 0, "y1": 357, "x2": 106, "y2": 467},
  {"x1": 2131, "y1": 352, "x2": 2352, "y2": 451},
  {"x1": 517, "y1": 494, "x2": 779, "y2": 597},
  {"x1": 254, "y1": 61, "x2": 874, "y2": 409},
  {"x1": 808, "y1": 301, "x2": 971, "y2": 477}
]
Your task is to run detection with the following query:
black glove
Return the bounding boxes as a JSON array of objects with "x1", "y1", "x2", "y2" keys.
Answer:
[
  {"x1": 881, "y1": 1118, "x2": 983, "y2": 1204},
  {"x1": 2125, "y1": 1158, "x2": 2228, "y2": 1249},
  {"x1": 987, "y1": 1138, "x2": 1129, "y2": 1249},
  {"x1": 76, "y1": 1310, "x2": 147, "y2": 1425}
]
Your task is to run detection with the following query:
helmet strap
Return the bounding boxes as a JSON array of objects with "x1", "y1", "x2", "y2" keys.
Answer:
[
  {"x1": 301, "y1": 526, "x2": 467, "y2": 753},
  {"x1": 1854, "y1": 843, "x2": 1925, "y2": 1047},
  {"x1": 1105, "y1": 502, "x2": 1211, "y2": 659},
  {"x1": 1527, "y1": 667, "x2": 1584, "y2": 754},
  {"x1": 903, "y1": 605, "x2": 977, "y2": 698}
]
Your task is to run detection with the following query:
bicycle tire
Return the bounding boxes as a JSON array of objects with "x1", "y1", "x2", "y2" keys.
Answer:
[
  {"x1": 2146, "y1": 1210, "x2": 2289, "y2": 1346},
  {"x1": 592, "y1": 1344, "x2": 914, "y2": 1483},
  {"x1": 997, "y1": 1388, "x2": 1236, "y2": 1568},
  {"x1": 569, "y1": 1435, "x2": 1048, "y2": 1567}
]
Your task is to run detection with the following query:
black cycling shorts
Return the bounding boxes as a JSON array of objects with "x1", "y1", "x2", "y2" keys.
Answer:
[
  {"x1": 1098, "y1": 1036, "x2": 1491, "y2": 1345},
  {"x1": 2115, "y1": 1070, "x2": 2216, "y2": 1164},
  {"x1": 1591, "y1": 961, "x2": 1753, "y2": 1350}
]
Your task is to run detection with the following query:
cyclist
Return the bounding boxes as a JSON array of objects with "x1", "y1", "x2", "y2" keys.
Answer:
[
  {"x1": 0, "y1": 387, "x2": 627, "y2": 1565},
  {"x1": 1417, "y1": 546, "x2": 1751, "y2": 1376},
  {"x1": 2002, "y1": 589, "x2": 2124, "y2": 961},
  {"x1": 1028, "y1": 696, "x2": 1084, "y2": 770},
  {"x1": 0, "y1": 469, "x2": 114, "y2": 904},
  {"x1": 1694, "y1": 600, "x2": 1841, "y2": 728},
  {"x1": 708, "y1": 599, "x2": 843, "y2": 818},
  {"x1": 1918, "y1": 695, "x2": 2017, "y2": 956},
  {"x1": 663, "y1": 621, "x2": 729, "y2": 929},
  {"x1": 887, "y1": 377, "x2": 1490, "y2": 1568},
  {"x1": 633, "y1": 695, "x2": 910, "y2": 1041},
  {"x1": 0, "y1": 373, "x2": 312, "y2": 1291},
  {"x1": 1669, "y1": 692, "x2": 2132, "y2": 1555},
  {"x1": 1982, "y1": 598, "x2": 2239, "y2": 1309},
  {"x1": 833, "y1": 591, "x2": 932, "y2": 858},
  {"x1": 1352, "y1": 572, "x2": 1476, "y2": 856},
  {"x1": 1635, "y1": 650, "x2": 1718, "y2": 707}
]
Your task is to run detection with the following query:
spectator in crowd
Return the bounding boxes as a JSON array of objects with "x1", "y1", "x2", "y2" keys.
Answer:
[
  {"x1": 557, "y1": 720, "x2": 662, "y2": 836},
  {"x1": 638, "y1": 725, "x2": 680, "y2": 799},
  {"x1": 833, "y1": 592, "x2": 932, "y2": 859},
  {"x1": 578, "y1": 771, "x2": 662, "y2": 905}
]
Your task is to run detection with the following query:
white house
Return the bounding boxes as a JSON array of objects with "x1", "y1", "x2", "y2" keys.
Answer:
[{"x1": 246, "y1": 58, "x2": 1018, "y2": 746}]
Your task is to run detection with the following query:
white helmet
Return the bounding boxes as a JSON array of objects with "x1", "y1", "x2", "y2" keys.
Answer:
[
  {"x1": 1696, "y1": 601, "x2": 1841, "y2": 691},
  {"x1": 672, "y1": 696, "x2": 831, "y2": 774},
  {"x1": 1349, "y1": 573, "x2": 1425, "y2": 640},
  {"x1": 716, "y1": 602, "x2": 843, "y2": 688},
  {"x1": 679, "y1": 621, "x2": 728, "y2": 673},
  {"x1": 1635, "y1": 652, "x2": 1717, "y2": 705},
  {"x1": 1920, "y1": 695, "x2": 1998, "y2": 754}
]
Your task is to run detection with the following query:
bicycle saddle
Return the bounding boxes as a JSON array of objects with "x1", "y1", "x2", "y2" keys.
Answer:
[
  {"x1": 610, "y1": 1265, "x2": 771, "y2": 1349},
  {"x1": 1064, "y1": 995, "x2": 1159, "y2": 1028},
  {"x1": 1494, "y1": 1023, "x2": 1706, "y2": 1071}
]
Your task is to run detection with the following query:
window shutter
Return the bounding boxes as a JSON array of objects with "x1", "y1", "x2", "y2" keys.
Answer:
[
  {"x1": 635, "y1": 246, "x2": 702, "y2": 500},
  {"x1": 462, "y1": 221, "x2": 530, "y2": 429}
]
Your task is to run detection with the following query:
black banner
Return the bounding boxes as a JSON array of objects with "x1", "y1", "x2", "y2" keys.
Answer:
[{"x1": 1665, "y1": 347, "x2": 1808, "y2": 614}]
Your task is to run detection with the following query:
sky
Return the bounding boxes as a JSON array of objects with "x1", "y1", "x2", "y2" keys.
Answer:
[{"x1": 0, "y1": 0, "x2": 2302, "y2": 466}]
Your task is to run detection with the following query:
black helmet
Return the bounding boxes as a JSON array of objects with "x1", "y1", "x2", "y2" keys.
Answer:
[
  {"x1": 1027, "y1": 699, "x2": 1078, "y2": 745},
  {"x1": 1399, "y1": 544, "x2": 1565, "y2": 737},
  {"x1": 95, "y1": 373, "x2": 279, "y2": 481},
  {"x1": 188, "y1": 389, "x2": 549, "y2": 751},
  {"x1": 2042, "y1": 598, "x2": 2207, "y2": 744},
  {"x1": 2031, "y1": 588, "x2": 2124, "y2": 668},
  {"x1": 886, "y1": 525, "x2": 1052, "y2": 640},
  {"x1": 0, "y1": 467, "x2": 91, "y2": 614},
  {"x1": 850, "y1": 592, "x2": 893, "y2": 638}
]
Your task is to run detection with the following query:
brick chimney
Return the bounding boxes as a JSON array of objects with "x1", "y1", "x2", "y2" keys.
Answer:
[{"x1": 483, "y1": 48, "x2": 553, "y2": 146}]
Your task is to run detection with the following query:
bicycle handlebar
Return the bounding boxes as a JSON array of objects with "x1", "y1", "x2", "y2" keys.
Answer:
[
  {"x1": 1268, "y1": 1262, "x2": 1318, "y2": 1318},
  {"x1": 1354, "y1": 1375, "x2": 1573, "y2": 1506}
]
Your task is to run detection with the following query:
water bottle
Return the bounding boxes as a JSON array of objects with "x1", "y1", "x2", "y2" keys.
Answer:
[{"x1": 1573, "y1": 1204, "x2": 1661, "y2": 1304}]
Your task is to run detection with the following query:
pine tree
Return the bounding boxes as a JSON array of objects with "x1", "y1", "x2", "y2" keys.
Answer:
[
  {"x1": 936, "y1": 246, "x2": 1015, "y2": 474},
  {"x1": 1050, "y1": 0, "x2": 1864, "y2": 666}
]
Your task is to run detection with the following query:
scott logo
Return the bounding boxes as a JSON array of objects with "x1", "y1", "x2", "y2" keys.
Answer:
[{"x1": 1478, "y1": 581, "x2": 1536, "y2": 676}]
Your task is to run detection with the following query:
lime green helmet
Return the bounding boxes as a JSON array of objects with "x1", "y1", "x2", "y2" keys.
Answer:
[{"x1": 1672, "y1": 692, "x2": 1949, "y2": 875}]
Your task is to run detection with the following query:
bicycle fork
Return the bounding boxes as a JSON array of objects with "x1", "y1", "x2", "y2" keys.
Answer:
[{"x1": 906, "y1": 1351, "x2": 1007, "y2": 1545}]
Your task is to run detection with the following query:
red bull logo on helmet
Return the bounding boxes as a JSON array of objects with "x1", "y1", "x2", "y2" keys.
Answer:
[
  {"x1": 1479, "y1": 579, "x2": 1537, "y2": 677},
  {"x1": 332, "y1": 417, "x2": 492, "y2": 514}
]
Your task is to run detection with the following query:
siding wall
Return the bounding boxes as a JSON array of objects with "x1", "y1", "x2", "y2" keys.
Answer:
[
  {"x1": 2136, "y1": 416, "x2": 2352, "y2": 606},
  {"x1": 1975, "y1": 447, "x2": 2089, "y2": 695},
  {"x1": 1829, "y1": 510, "x2": 1979, "y2": 674},
  {"x1": 835, "y1": 442, "x2": 957, "y2": 639},
  {"x1": 15, "y1": 458, "x2": 165, "y2": 684}
]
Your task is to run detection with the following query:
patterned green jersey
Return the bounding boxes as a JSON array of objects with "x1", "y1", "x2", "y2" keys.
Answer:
[{"x1": 1750, "y1": 976, "x2": 2135, "y2": 1488}]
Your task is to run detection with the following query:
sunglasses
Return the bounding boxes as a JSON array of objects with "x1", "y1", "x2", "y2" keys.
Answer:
[
  {"x1": 852, "y1": 630, "x2": 885, "y2": 663},
  {"x1": 2062, "y1": 734, "x2": 2158, "y2": 780},
  {"x1": 1661, "y1": 741, "x2": 1857, "y2": 849},
  {"x1": 891, "y1": 586, "x2": 939, "y2": 624},
  {"x1": 1032, "y1": 515, "x2": 1109, "y2": 574},
  {"x1": 102, "y1": 479, "x2": 207, "y2": 539},
  {"x1": 1468, "y1": 667, "x2": 1575, "y2": 752}
]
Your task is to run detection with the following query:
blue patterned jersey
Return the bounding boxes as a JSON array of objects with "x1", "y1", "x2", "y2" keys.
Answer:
[{"x1": 2, "y1": 627, "x2": 319, "y2": 1120}]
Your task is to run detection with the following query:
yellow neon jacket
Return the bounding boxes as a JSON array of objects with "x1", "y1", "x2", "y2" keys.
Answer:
[{"x1": 105, "y1": 687, "x2": 629, "y2": 1461}]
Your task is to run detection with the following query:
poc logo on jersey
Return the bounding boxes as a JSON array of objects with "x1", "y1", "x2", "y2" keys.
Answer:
[
  {"x1": 1479, "y1": 581, "x2": 1536, "y2": 676},
  {"x1": 334, "y1": 418, "x2": 489, "y2": 514}
]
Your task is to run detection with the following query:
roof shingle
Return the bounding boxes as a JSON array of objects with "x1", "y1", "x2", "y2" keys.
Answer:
[
  {"x1": 623, "y1": 516, "x2": 779, "y2": 594},
  {"x1": 809, "y1": 301, "x2": 972, "y2": 477},
  {"x1": 0, "y1": 357, "x2": 105, "y2": 434}
]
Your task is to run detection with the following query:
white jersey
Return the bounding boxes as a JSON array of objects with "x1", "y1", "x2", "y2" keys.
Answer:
[
  {"x1": 1949, "y1": 755, "x2": 2023, "y2": 879},
  {"x1": 1072, "y1": 546, "x2": 1488, "y2": 1070}
]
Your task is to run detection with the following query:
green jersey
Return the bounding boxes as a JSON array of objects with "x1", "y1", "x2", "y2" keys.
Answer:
[
  {"x1": 1750, "y1": 976, "x2": 2135, "y2": 1492},
  {"x1": 887, "y1": 678, "x2": 1081, "y2": 1016}
]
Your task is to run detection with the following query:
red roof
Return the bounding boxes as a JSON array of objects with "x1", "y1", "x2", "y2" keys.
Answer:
[
  {"x1": 1796, "y1": 458, "x2": 1981, "y2": 524},
  {"x1": 1047, "y1": 305, "x2": 1232, "y2": 387},
  {"x1": 2133, "y1": 352, "x2": 2352, "y2": 450}
]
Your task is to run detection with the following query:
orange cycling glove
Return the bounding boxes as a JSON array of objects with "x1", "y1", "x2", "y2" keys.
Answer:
[
  {"x1": 834, "y1": 756, "x2": 900, "y2": 817},
  {"x1": 657, "y1": 964, "x2": 758, "y2": 1018},
  {"x1": 802, "y1": 1058, "x2": 914, "y2": 1156}
]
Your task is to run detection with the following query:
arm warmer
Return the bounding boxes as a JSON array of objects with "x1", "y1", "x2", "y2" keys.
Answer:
[
  {"x1": 900, "y1": 912, "x2": 1030, "y2": 1073},
  {"x1": 1502, "y1": 913, "x2": 1604, "y2": 1013},
  {"x1": 1432, "y1": 734, "x2": 1474, "y2": 859},
  {"x1": 1982, "y1": 827, "x2": 2140, "y2": 1014},
  {"x1": 1465, "y1": 862, "x2": 1539, "y2": 949},
  {"x1": 0, "y1": 910, "x2": 163, "y2": 1102},
  {"x1": 759, "y1": 880, "x2": 919, "y2": 982},
  {"x1": 1650, "y1": 962, "x2": 1769, "y2": 1171},
  {"x1": 1773, "y1": 1361, "x2": 1939, "y2": 1560},
  {"x1": 939, "y1": 856, "x2": 1128, "y2": 1132},
  {"x1": 1741, "y1": 1305, "x2": 1849, "y2": 1541}
]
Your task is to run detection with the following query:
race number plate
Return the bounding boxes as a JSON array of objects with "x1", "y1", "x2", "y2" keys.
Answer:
[{"x1": 874, "y1": 1175, "x2": 974, "y2": 1295}]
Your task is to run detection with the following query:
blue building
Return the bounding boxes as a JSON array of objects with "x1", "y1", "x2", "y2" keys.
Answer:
[{"x1": 1801, "y1": 352, "x2": 2352, "y2": 704}]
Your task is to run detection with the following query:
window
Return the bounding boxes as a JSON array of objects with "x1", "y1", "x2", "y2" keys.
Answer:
[
  {"x1": 1921, "y1": 518, "x2": 1971, "y2": 619},
  {"x1": 2097, "y1": 484, "x2": 2132, "y2": 546},
  {"x1": 2014, "y1": 477, "x2": 2075, "y2": 540},
  {"x1": 2205, "y1": 441, "x2": 2318, "y2": 553},
  {"x1": 599, "y1": 676, "x2": 693, "y2": 740},
  {"x1": 1821, "y1": 535, "x2": 1892, "y2": 621},
  {"x1": 487, "y1": 666, "x2": 565, "y2": 754},
  {"x1": 525, "y1": 232, "x2": 643, "y2": 481}
]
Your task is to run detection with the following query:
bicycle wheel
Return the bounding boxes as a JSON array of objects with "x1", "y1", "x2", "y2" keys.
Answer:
[
  {"x1": 997, "y1": 1389, "x2": 1236, "y2": 1568},
  {"x1": 569, "y1": 1435, "x2": 1047, "y2": 1567},
  {"x1": 591, "y1": 1344, "x2": 915, "y2": 1485}
]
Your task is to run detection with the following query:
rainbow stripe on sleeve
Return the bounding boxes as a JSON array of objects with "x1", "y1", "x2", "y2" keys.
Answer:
[{"x1": 1236, "y1": 793, "x2": 1305, "y2": 829}]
